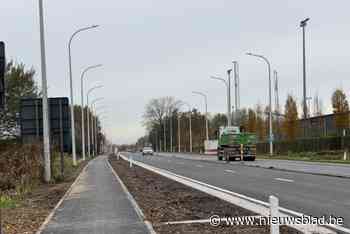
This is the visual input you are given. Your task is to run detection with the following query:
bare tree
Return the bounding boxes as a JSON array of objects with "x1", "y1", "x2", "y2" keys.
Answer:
[{"x1": 143, "y1": 96, "x2": 181, "y2": 151}]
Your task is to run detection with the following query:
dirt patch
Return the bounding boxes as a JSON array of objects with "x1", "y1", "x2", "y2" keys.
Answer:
[
  {"x1": 109, "y1": 156, "x2": 301, "y2": 234},
  {"x1": 2, "y1": 159, "x2": 88, "y2": 234}
]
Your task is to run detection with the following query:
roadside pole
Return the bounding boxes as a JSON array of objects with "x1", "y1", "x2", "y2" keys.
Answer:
[
  {"x1": 178, "y1": 115, "x2": 181, "y2": 152},
  {"x1": 343, "y1": 129, "x2": 347, "y2": 160},
  {"x1": 38, "y1": 0, "x2": 51, "y2": 182}
]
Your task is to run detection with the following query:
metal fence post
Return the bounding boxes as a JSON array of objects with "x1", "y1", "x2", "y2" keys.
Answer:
[{"x1": 269, "y1": 195, "x2": 280, "y2": 234}]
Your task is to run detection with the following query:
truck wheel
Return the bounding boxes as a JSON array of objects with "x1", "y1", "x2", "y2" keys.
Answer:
[{"x1": 218, "y1": 156, "x2": 223, "y2": 161}]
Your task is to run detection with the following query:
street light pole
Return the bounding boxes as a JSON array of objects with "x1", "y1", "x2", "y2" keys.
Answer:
[
  {"x1": 246, "y1": 52, "x2": 273, "y2": 156},
  {"x1": 227, "y1": 69, "x2": 232, "y2": 126},
  {"x1": 90, "y1": 98, "x2": 104, "y2": 157},
  {"x1": 183, "y1": 102, "x2": 192, "y2": 153},
  {"x1": 192, "y1": 91, "x2": 209, "y2": 141},
  {"x1": 300, "y1": 18, "x2": 310, "y2": 121},
  {"x1": 232, "y1": 61, "x2": 239, "y2": 125},
  {"x1": 86, "y1": 85, "x2": 103, "y2": 158},
  {"x1": 300, "y1": 18, "x2": 310, "y2": 137},
  {"x1": 68, "y1": 25, "x2": 99, "y2": 166},
  {"x1": 80, "y1": 64, "x2": 102, "y2": 161},
  {"x1": 177, "y1": 113, "x2": 181, "y2": 153},
  {"x1": 38, "y1": 0, "x2": 51, "y2": 182},
  {"x1": 210, "y1": 76, "x2": 231, "y2": 127}
]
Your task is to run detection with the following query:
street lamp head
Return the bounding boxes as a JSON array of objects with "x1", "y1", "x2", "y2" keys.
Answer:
[
  {"x1": 300, "y1": 18, "x2": 310, "y2": 27},
  {"x1": 91, "y1": 24, "x2": 100, "y2": 28},
  {"x1": 246, "y1": 52, "x2": 253, "y2": 56}
]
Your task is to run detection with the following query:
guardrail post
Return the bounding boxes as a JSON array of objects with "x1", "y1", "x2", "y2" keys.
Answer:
[{"x1": 269, "y1": 195, "x2": 280, "y2": 234}]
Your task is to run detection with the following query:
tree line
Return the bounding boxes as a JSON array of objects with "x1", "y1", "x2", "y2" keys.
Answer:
[
  {"x1": 1, "y1": 61, "x2": 105, "y2": 155},
  {"x1": 140, "y1": 90, "x2": 350, "y2": 153}
]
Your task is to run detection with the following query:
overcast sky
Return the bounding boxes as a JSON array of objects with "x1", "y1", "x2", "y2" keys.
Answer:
[{"x1": 2, "y1": 1, "x2": 350, "y2": 144}]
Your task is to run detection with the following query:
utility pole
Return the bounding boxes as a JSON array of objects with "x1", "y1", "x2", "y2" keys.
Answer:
[
  {"x1": 178, "y1": 114, "x2": 181, "y2": 152},
  {"x1": 227, "y1": 69, "x2": 232, "y2": 126},
  {"x1": 274, "y1": 70, "x2": 280, "y2": 140},
  {"x1": 300, "y1": 18, "x2": 310, "y2": 128},
  {"x1": 38, "y1": 0, "x2": 51, "y2": 182},
  {"x1": 233, "y1": 61, "x2": 239, "y2": 125},
  {"x1": 163, "y1": 119, "x2": 166, "y2": 152},
  {"x1": 170, "y1": 114, "x2": 173, "y2": 152}
]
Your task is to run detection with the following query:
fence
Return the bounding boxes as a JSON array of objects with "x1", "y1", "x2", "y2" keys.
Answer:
[{"x1": 257, "y1": 136, "x2": 350, "y2": 154}]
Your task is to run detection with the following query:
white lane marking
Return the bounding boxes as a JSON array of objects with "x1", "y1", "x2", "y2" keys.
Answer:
[
  {"x1": 225, "y1": 169, "x2": 236, "y2": 174},
  {"x1": 196, "y1": 164, "x2": 204, "y2": 168},
  {"x1": 274, "y1": 178, "x2": 294, "y2": 183},
  {"x1": 120, "y1": 154, "x2": 338, "y2": 234}
]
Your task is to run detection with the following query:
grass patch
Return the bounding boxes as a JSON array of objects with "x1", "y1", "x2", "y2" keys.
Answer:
[{"x1": 258, "y1": 151, "x2": 350, "y2": 164}]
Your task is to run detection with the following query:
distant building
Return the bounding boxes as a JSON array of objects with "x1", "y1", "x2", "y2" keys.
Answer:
[{"x1": 298, "y1": 112, "x2": 349, "y2": 138}]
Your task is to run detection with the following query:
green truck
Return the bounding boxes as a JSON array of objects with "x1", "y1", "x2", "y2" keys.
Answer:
[{"x1": 217, "y1": 126, "x2": 256, "y2": 161}]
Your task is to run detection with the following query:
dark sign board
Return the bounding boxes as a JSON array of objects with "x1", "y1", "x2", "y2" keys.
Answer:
[
  {"x1": 0, "y1": 42, "x2": 5, "y2": 109},
  {"x1": 20, "y1": 97, "x2": 71, "y2": 151}
]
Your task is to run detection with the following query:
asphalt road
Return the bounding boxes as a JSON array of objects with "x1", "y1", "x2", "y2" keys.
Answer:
[
  {"x1": 157, "y1": 152, "x2": 350, "y2": 178},
  {"x1": 126, "y1": 152, "x2": 350, "y2": 229},
  {"x1": 42, "y1": 156, "x2": 149, "y2": 234}
]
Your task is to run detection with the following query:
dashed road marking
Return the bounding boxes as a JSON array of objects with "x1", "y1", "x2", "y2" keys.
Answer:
[
  {"x1": 195, "y1": 164, "x2": 204, "y2": 168},
  {"x1": 224, "y1": 169, "x2": 236, "y2": 174},
  {"x1": 274, "y1": 178, "x2": 294, "y2": 183}
]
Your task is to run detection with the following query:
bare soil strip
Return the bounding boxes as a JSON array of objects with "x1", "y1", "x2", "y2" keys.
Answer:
[
  {"x1": 109, "y1": 156, "x2": 301, "y2": 234},
  {"x1": 2, "y1": 160, "x2": 88, "y2": 234}
]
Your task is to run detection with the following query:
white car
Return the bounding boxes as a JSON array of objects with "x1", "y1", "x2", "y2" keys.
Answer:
[{"x1": 142, "y1": 147, "x2": 154, "y2": 156}]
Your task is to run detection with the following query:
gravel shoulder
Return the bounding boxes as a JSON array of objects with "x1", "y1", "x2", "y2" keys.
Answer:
[{"x1": 109, "y1": 155, "x2": 301, "y2": 234}]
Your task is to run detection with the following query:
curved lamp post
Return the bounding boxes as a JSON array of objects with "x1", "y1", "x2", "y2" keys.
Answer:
[
  {"x1": 246, "y1": 52, "x2": 273, "y2": 156},
  {"x1": 192, "y1": 91, "x2": 209, "y2": 141},
  {"x1": 210, "y1": 75, "x2": 232, "y2": 127},
  {"x1": 68, "y1": 25, "x2": 99, "y2": 166},
  {"x1": 178, "y1": 102, "x2": 192, "y2": 153},
  {"x1": 90, "y1": 98, "x2": 104, "y2": 157},
  {"x1": 86, "y1": 85, "x2": 103, "y2": 157},
  {"x1": 80, "y1": 64, "x2": 102, "y2": 161}
]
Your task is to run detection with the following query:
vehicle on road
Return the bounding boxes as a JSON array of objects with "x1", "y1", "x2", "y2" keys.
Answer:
[
  {"x1": 142, "y1": 146, "x2": 154, "y2": 156},
  {"x1": 217, "y1": 126, "x2": 256, "y2": 161}
]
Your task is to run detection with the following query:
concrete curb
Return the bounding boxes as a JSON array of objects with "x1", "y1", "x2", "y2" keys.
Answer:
[{"x1": 106, "y1": 158, "x2": 157, "y2": 234}]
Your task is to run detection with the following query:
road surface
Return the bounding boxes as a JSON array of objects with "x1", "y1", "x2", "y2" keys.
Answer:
[
  {"x1": 157, "y1": 152, "x2": 350, "y2": 178},
  {"x1": 126, "y1": 152, "x2": 350, "y2": 229}
]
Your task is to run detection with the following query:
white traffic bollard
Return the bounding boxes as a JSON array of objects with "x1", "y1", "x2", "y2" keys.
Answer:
[
  {"x1": 269, "y1": 195, "x2": 280, "y2": 234},
  {"x1": 130, "y1": 155, "x2": 133, "y2": 168},
  {"x1": 117, "y1": 152, "x2": 120, "y2": 160},
  {"x1": 344, "y1": 151, "x2": 347, "y2": 161},
  {"x1": 343, "y1": 129, "x2": 347, "y2": 161}
]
